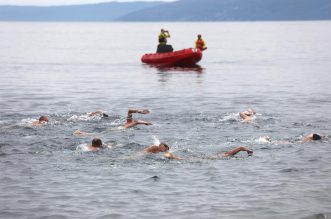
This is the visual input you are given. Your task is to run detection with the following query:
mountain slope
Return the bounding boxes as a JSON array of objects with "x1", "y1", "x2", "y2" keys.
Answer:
[
  {"x1": 0, "y1": 2, "x2": 163, "y2": 21},
  {"x1": 118, "y1": 0, "x2": 331, "y2": 21}
]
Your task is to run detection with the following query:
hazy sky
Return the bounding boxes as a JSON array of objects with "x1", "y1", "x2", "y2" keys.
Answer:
[{"x1": 0, "y1": 0, "x2": 175, "y2": 6}]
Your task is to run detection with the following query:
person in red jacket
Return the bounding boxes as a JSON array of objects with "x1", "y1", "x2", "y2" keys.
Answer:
[{"x1": 195, "y1": 34, "x2": 207, "y2": 51}]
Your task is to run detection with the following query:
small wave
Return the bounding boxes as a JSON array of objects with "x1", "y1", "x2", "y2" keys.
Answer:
[
  {"x1": 67, "y1": 114, "x2": 102, "y2": 122},
  {"x1": 19, "y1": 118, "x2": 59, "y2": 127},
  {"x1": 255, "y1": 136, "x2": 272, "y2": 144},
  {"x1": 280, "y1": 168, "x2": 300, "y2": 173},
  {"x1": 150, "y1": 175, "x2": 160, "y2": 181},
  {"x1": 75, "y1": 143, "x2": 89, "y2": 152},
  {"x1": 110, "y1": 119, "x2": 123, "y2": 126},
  {"x1": 19, "y1": 118, "x2": 38, "y2": 126},
  {"x1": 301, "y1": 213, "x2": 331, "y2": 219},
  {"x1": 219, "y1": 113, "x2": 241, "y2": 122}
]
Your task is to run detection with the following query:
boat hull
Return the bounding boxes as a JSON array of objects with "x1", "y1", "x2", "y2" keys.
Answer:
[{"x1": 141, "y1": 48, "x2": 202, "y2": 67}]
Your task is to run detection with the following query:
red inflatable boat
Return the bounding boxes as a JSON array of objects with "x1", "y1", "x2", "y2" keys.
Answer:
[{"x1": 141, "y1": 48, "x2": 202, "y2": 67}]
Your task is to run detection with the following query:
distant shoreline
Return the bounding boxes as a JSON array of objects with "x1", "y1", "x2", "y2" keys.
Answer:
[
  {"x1": 1, "y1": 0, "x2": 330, "y2": 22},
  {"x1": 1, "y1": 20, "x2": 331, "y2": 23}
]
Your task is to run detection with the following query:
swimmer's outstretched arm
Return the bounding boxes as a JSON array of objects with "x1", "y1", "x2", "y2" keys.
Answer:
[
  {"x1": 123, "y1": 120, "x2": 152, "y2": 129},
  {"x1": 223, "y1": 146, "x2": 253, "y2": 157},
  {"x1": 136, "y1": 120, "x2": 152, "y2": 125}
]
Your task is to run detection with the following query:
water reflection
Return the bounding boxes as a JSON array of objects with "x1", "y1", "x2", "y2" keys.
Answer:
[
  {"x1": 156, "y1": 64, "x2": 204, "y2": 73},
  {"x1": 156, "y1": 66, "x2": 205, "y2": 83}
]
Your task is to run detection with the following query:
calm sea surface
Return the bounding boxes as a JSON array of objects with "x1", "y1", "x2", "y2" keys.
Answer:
[{"x1": 0, "y1": 21, "x2": 331, "y2": 219}]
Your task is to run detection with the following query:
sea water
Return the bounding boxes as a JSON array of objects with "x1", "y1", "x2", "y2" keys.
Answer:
[{"x1": 0, "y1": 21, "x2": 331, "y2": 219}]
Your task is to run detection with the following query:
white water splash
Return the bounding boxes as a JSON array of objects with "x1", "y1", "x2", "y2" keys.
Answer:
[
  {"x1": 255, "y1": 136, "x2": 272, "y2": 143},
  {"x1": 219, "y1": 113, "x2": 240, "y2": 122},
  {"x1": 67, "y1": 114, "x2": 102, "y2": 122},
  {"x1": 153, "y1": 136, "x2": 160, "y2": 146},
  {"x1": 76, "y1": 143, "x2": 89, "y2": 152}
]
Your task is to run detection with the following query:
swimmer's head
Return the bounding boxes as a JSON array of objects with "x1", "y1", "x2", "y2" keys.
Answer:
[
  {"x1": 159, "y1": 143, "x2": 169, "y2": 152},
  {"x1": 198, "y1": 34, "x2": 202, "y2": 39},
  {"x1": 92, "y1": 138, "x2": 102, "y2": 148},
  {"x1": 102, "y1": 113, "x2": 109, "y2": 117},
  {"x1": 39, "y1": 116, "x2": 49, "y2": 123},
  {"x1": 312, "y1": 134, "x2": 322, "y2": 141}
]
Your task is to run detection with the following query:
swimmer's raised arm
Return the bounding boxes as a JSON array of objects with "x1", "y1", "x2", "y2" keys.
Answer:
[
  {"x1": 127, "y1": 109, "x2": 149, "y2": 122},
  {"x1": 123, "y1": 108, "x2": 151, "y2": 129}
]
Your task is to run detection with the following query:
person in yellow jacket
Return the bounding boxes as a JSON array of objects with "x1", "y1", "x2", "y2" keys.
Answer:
[
  {"x1": 195, "y1": 34, "x2": 207, "y2": 51},
  {"x1": 157, "y1": 29, "x2": 173, "y2": 53},
  {"x1": 159, "y1": 29, "x2": 171, "y2": 45}
]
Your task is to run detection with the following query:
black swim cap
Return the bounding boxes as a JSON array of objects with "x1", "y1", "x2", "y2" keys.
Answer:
[
  {"x1": 312, "y1": 134, "x2": 321, "y2": 141},
  {"x1": 92, "y1": 138, "x2": 102, "y2": 147}
]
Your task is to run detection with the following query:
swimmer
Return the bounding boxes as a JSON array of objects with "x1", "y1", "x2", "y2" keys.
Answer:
[
  {"x1": 239, "y1": 108, "x2": 256, "y2": 123},
  {"x1": 144, "y1": 142, "x2": 183, "y2": 160},
  {"x1": 256, "y1": 134, "x2": 325, "y2": 145},
  {"x1": 87, "y1": 111, "x2": 109, "y2": 118},
  {"x1": 121, "y1": 108, "x2": 152, "y2": 129},
  {"x1": 164, "y1": 146, "x2": 253, "y2": 160},
  {"x1": 300, "y1": 133, "x2": 324, "y2": 143},
  {"x1": 144, "y1": 142, "x2": 169, "y2": 153},
  {"x1": 87, "y1": 138, "x2": 103, "y2": 152},
  {"x1": 32, "y1": 116, "x2": 49, "y2": 126},
  {"x1": 73, "y1": 130, "x2": 90, "y2": 136}
]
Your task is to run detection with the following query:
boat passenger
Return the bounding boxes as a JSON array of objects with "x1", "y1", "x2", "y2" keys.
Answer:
[
  {"x1": 157, "y1": 29, "x2": 173, "y2": 53},
  {"x1": 159, "y1": 29, "x2": 170, "y2": 45},
  {"x1": 195, "y1": 34, "x2": 207, "y2": 51},
  {"x1": 121, "y1": 108, "x2": 152, "y2": 129}
]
